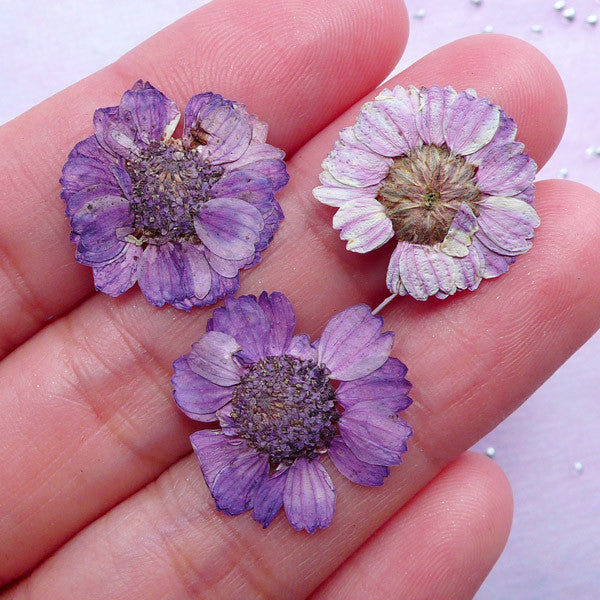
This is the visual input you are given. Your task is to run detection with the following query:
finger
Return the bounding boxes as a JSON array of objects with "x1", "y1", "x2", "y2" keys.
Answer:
[
  {"x1": 0, "y1": 35, "x2": 570, "y2": 583},
  {"x1": 5, "y1": 177, "x2": 599, "y2": 598},
  {"x1": 0, "y1": 0, "x2": 408, "y2": 357},
  {"x1": 311, "y1": 452, "x2": 513, "y2": 600}
]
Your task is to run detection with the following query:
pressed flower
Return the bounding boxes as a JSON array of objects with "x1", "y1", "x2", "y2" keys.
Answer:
[
  {"x1": 172, "y1": 292, "x2": 412, "y2": 532},
  {"x1": 61, "y1": 81, "x2": 288, "y2": 309},
  {"x1": 313, "y1": 85, "x2": 540, "y2": 301}
]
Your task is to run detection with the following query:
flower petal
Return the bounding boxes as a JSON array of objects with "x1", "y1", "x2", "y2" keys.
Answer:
[
  {"x1": 286, "y1": 334, "x2": 318, "y2": 362},
  {"x1": 92, "y1": 242, "x2": 142, "y2": 296},
  {"x1": 322, "y1": 127, "x2": 392, "y2": 188},
  {"x1": 212, "y1": 451, "x2": 269, "y2": 515},
  {"x1": 475, "y1": 143, "x2": 537, "y2": 196},
  {"x1": 183, "y1": 93, "x2": 252, "y2": 164},
  {"x1": 468, "y1": 110, "x2": 518, "y2": 166},
  {"x1": 195, "y1": 197, "x2": 263, "y2": 261},
  {"x1": 375, "y1": 85, "x2": 422, "y2": 150},
  {"x1": 317, "y1": 304, "x2": 394, "y2": 381},
  {"x1": 332, "y1": 198, "x2": 394, "y2": 253},
  {"x1": 172, "y1": 355, "x2": 233, "y2": 421},
  {"x1": 225, "y1": 141, "x2": 289, "y2": 192},
  {"x1": 339, "y1": 401, "x2": 412, "y2": 465},
  {"x1": 313, "y1": 171, "x2": 380, "y2": 208},
  {"x1": 328, "y1": 436, "x2": 389, "y2": 486},
  {"x1": 336, "y1": 357, "x2": 412, "y2": 411},
  {"x1": 179, "y1": 241, "x2": 212, "y2": 303},
  {"x1": 283, "y1": 458, "x2": 336, "y2": 533},
  {"x1": 206, "y1": 295, "x2": 271, "y2": 364},
  {"x1": 439, "y1": 202, "x2": 479, "y2": 258},
  {"x1": 476, "y1": 196, "x2": 540, "y2": 255},
  {"x1": 253, "y1": 468, "x2": 289, "y2": 528},
  {"x1": 415, "y1": 85, "x2": 458, "y2": 146},
  {"x1": 187, "y1": 330, "x2": 245, "y2": 386},
  {"x1": 190, "y1": 430, "x2": 246, "y2": 490},
  {"x1": 471, "y1": 237, "x2": 515, "y2": 278},
  {"x1": 444, "y1": 92, "x2": 500, "y2": 155},
  {"x1": 258, "y1": 292, "x2": 296, "y2": 356},
  {"x1": 136, "y1": 243, "x2": 186, "y2": 307}
]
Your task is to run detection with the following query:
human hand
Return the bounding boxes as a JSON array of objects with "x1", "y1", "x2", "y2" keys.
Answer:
[{"x1": 1, "y1": 0, "x2": 598, "y2": 598}]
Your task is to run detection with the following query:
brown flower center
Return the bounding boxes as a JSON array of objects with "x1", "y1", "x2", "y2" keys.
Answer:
[{"x1": 377, "y1": 145, "x2": 481, "y2": 245}]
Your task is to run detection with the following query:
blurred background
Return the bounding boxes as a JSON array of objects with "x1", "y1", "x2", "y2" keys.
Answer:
[{"x1": 1, "y1": 0, "x2": 598, "y2": 597}]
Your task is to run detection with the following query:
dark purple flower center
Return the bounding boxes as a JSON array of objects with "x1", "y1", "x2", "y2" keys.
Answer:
[
  {"x1": 377, "y1": 144, "x2": 481, "y2": 245},
  {"x1": 124, "y1": 139, "x2": 223, "y2": 244},
  {"x1": 229, "y1": 355, "x2": 338, "y2": 464}
]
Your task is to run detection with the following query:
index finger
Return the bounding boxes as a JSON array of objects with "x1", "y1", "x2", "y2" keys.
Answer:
[{"x1": 0, "y1": 0, "x2": 408, "y2": 357}]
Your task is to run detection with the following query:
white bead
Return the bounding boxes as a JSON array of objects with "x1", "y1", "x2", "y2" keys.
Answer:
[
  {"x1": 586, "y1": 14, "x2": 598, "y2": 25},
  {"x1": 485, "y1": 447, "x2": 496, "y2": 458},
  {"x1": 563, "y1": 7, "x2": 576, "y2": 20},
  {"x1": 553, "y1": 0, "x2": 566, "y2": 10}
]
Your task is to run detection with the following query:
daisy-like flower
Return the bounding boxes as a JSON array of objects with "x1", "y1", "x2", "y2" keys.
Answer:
[
  {"x1": 61, "y1": 81, "x2": 288, "y2": 309},
  {"x1": 172, "y1": 292, "x2": 412, "y2": 532},
  {"x1": 313, "y1": 85, "x2": 540, "y2": 300}
]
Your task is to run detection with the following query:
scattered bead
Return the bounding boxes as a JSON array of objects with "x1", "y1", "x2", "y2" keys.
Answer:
[
  {"x1": 470, "y1": 0, "x2": 482, "y2": 6},
  {"x1": 558, "y1": 167, "x2": 569, "y2": 178},
  {"x1": 485, "y1": 447, "x2": 496, "y2": 458},
  {"x1": 573, "y1": 461, "x2": 583, "y2": 474},
  {"x1": 585, "y1": 146, "x2": 596, "y2": 157},
  {"x1": 586, "y1": 14, "x2": 598, "y2": 25},
  {"x1": 563, "y1": 7, "x2": 576, "y2": 21},
  {"x1": 482, "y1": 24, "x2": 494, "y2": 33},
  {"x1": 596, "y1": 146, "x2": 600, "y2": 155},
  {"x1": 553, "y1": 0, "x2": 566, "y2": 10},
  {"x1": 531, "y1": 24, "x2": 543, "y2": 33},
  {"x1": 413, "y1": 8, "x2": 426, "y2": 19}
]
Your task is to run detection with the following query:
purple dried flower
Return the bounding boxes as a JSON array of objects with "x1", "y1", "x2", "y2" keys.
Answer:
[
  {"x1": 173, "y1": 292, "x2": 412, "y2": 532},
  {"x1": 61, "y1": 81, "x2": 288, "y2": 309},
  {"x1": 313, "y1": 85, "x2": 540, "y2": 300}
]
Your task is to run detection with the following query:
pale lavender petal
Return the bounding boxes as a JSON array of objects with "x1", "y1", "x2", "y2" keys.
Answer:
[
  {"x1": 477, "y1": 196, "x2": 540, "y2": 255},
  {"x1": 354, "y1": 99, "x2": 413, "y2": 156},
  {"x1": 453, "y1": 243, "x2": 485, "y2": 291},
  {"x1": 332, "y1": 198, "x2": 394, "y2": 253},
  {"x1": 92, "y1": 242, "x2": 142, "y2": 296},
  {"x1": 328, "y1": 436, "x2": 389, "y2": 486},
  {"x1": 471, "y1": 237, "x2": 515, "y2": 278},
  {"x1": 286, "y1": 334, "x2": 318, "y2": 362},
  {"x1": 380, "y1": 85, "x2": 422, "y2": 149},
  {"x1": 313, "y1": 171, "x2": 380, "y2": 208},
  {"x1": 444, "y1": 93, "x2": 500, "y2": 155},
  {"x1": 322, "y1": 127, "x2": 392, "y2": 187},
  {"x1": 195, "y1": 197, "x2": 263, "y2": 261},
  {"x1": 205, "y1": 249, "x2": 252, "y2": 278},
  {"x1": 183, "y1": 93, "x2": 252, "y2": 164},
  {"x1": 190, "y1": 430, "x2": 246, "y2": 489},
  {"x1": 212, "y1": 451, "x2": 269, "y2": 515},
  {"x1": 206, "y1": 295, "x2": 270, "y2": 364},
  {"x1": 253, "y1": 468, "x2": 289, "y2": 528},
  {"x1": 339, "y1": 401, "x2": 412, "y2": 465},
  {"x1": 258, "y1": 291, "x2": 296, "y2": 356},
  {"x1": 317, "y1": 304, "x2": 394, "y2": 381},
  {"x1": 415, "y1": 85, "x2": 458, "y2": 146},
  {"x1": 172, "y1": 355, "x2": 233, "y2": 421},
  {"x1": 439, "y1": 202, "x2": 479, "y2": 258},
  {"x1": 517, "y1": 184, "x2": 535, "y2": 205},
  {"x1": 187, "y1": 330, "x2": 245, "y2": 386},
  {"x1": 336, "y1": 357, "x2": 412, "y2": 410},
  {"x1": 283, "y1": 458, "x2": 335, "y2": 533},
  {"x1": 476, "y1": 143, "x2": 537, "y2": 196},
  {"x1": 468, "y1": 110, "x2": 517, "y2": 165}
]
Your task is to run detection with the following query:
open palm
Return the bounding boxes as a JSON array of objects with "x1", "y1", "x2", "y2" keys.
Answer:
[{"x1": 1, "y1": 0, "x2": 598, "y2": 598}]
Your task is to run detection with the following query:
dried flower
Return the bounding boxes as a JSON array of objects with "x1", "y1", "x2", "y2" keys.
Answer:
[
  {"x1": 61, "y1": 81, "x2": 288, "y2": 309},
  {"x1": 173, "y1": 292, "x2": 412, "y2": 532},
  {"x1": 314, "y1": 86, "x2": 539, "y2": 300}
]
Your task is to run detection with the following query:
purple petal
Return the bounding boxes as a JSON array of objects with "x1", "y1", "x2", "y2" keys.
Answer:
[
  {"x1": 136, "y1": 243, "x2": 185, "y2": 307},
  {"x1": 252, "y1": 468, "x2": 289, "y2": 528},
  {"x1": 475, "y1": 143, "x2": 537, "y2": 196},
  {"x1": 415, "y1": 85, "x2": 458, "y2": 146},
  {"x1": 179, "y1": 241, "x2": 212, "y2": 302},
  {"x1": 258, "y1": 292, "x2": 296, "y2": 356},
  {"x1": 207, "y1": 295, "x2": 270, "y2": 364},
  {"x1": 336, "y1": 357, "x2": 412, "y2": 411},
  {"x1": 476, "y1": 196, "x2": 540, "y2": 255},
  {"x1": 195, "y1": 197, "x2": 263, "y2": 261},
  {"x1": 377, "y1": 85, "x2": 422, "y2": 150},
  {"x1": 190, "y1": 430, "x2": 246, "y2": 489},
  {"x1": 317, "y1": 304, "x2": 394, "y2": 381},
  {"x1": 92, "y1": 242, "x2": 142, "y2": 295},
  {"x1": 439, "y1": 202, "x2": 479, "y2": 258},
  {"x1": 212, "y1": 451, "x2": 269, "y2": 515},
  {"x1": 205, "y1": 249, "x2": 253, "y2": 278},
  {"x1": 187, "y1": 330, "x2": 245, "y2": 386},
  {"x1": 286, "y1": 334, "x2": 318, "y2": 362},
  {"x1": 183, "y1": 93, "x2": 252, "y2": 164},
  {"x1": 452, "y1": 242, "x2": 485, "y2": 291},
  {"x1": 328, "y1": 436, "x2": 389, "y2": 486},
  {"x1": 444, "y1": 92, "x2": 500, "y2": 155},
  {"x1": 468, "y1": 110, "x2": 517, "y2": 165},
  {"x1": 471, "y1": 237, "x2": 515, "y2": 278},
  {"x1": 339, "y1": 401, "x2": 412, "y2": 465},
  {"x1": 283, "y1": 458, "x2": 336, "y2": 533},
  {"x1": 332, "y1": 198, "x2": 394, "y2": 253},
  {"x1": 322, "y1": 127, "x2": 392, "y2": 188},
  {"x1": 313, "y1": 171, "x2": 380, "y2": 208},
  {"x1": 172, "y1": 355, "x2": 233, "y2": 421},
  {"x1": 225, "y1": 141, "x2": 289, "y2": 192}
]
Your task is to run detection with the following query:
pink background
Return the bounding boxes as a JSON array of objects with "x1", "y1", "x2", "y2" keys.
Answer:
[{"x1": 1, "y1": 0, "x2": 598, "y2": 597}]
